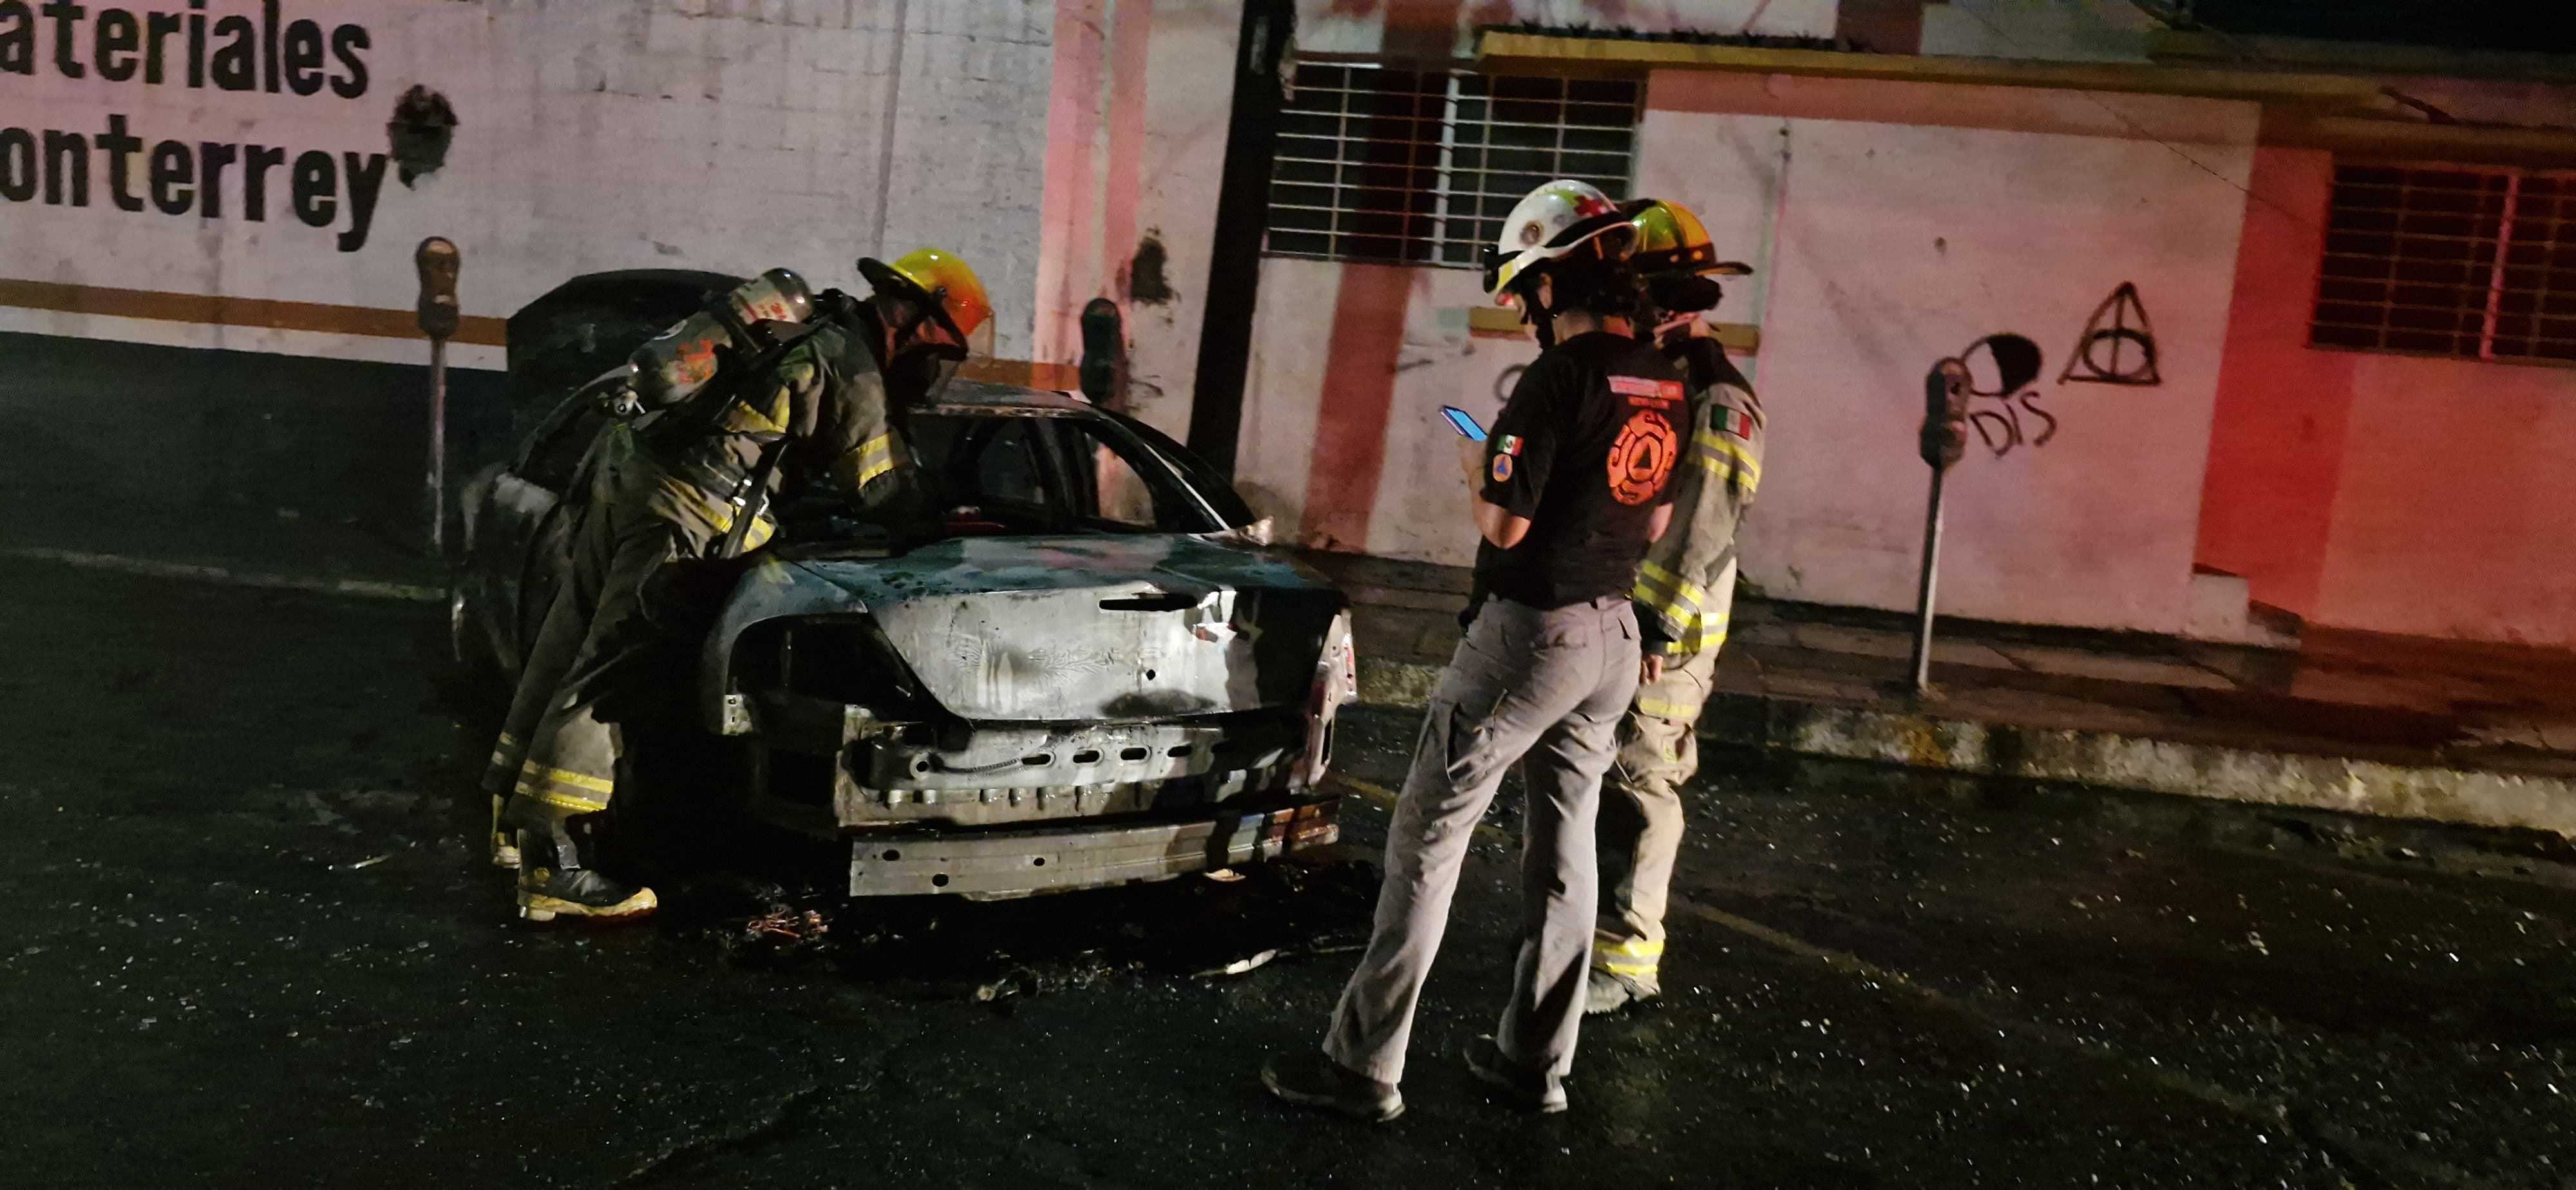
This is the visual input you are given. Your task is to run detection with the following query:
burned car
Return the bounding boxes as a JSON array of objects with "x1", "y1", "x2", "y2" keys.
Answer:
[{"x1": 454, "y1": 272, "x2": 1354, "y2": 899}]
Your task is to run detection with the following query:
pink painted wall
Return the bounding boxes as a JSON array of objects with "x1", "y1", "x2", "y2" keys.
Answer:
[{"x1": 2197, "y1": 147, "x2": 2576, "y2": 647}]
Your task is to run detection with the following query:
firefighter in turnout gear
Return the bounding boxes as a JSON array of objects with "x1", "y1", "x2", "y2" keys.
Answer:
[
  {"x1": 480, "y1": 248, "x2": 994, "y2": 923},
  {"x1": 1589, "y1": 200, "x2": 1766, "y2": 1012}
]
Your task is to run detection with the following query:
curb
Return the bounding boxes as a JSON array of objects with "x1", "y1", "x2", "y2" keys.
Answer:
[
  {"x1": 1, "y1": 547, "x2": 443, "y2": 603},
  {"x1": 1359, "y1": 657, "x2": 2576, "y2": 838}
]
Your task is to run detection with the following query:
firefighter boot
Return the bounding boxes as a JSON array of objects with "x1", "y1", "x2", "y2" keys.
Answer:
[
  {"x1": 1585, "y1": 967, "x2": 1661, "y2": 1015},
  {"x1": 514, "y1": 818, "x2": 657, "y2": 923},
  {"x1": 489, "y1": 795, "x2": 521, "y2": 870}
]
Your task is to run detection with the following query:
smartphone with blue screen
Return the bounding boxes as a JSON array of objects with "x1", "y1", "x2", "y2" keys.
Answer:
[{"x1": 1440, "y1": 406, "x2": 1487, "y2": 442}]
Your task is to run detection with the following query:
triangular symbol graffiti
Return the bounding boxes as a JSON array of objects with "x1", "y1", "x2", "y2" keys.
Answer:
[{"x1": 2060, "y1": 282, "x2": 2161, "y2": 386}]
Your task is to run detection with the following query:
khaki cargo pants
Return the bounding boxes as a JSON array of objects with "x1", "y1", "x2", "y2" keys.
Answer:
[
  {"x1": 1593, "y1": 642, "x2": 1718, "y2": 987},
  {"x1": 1323, "y1": 594, "x2": 1640, "y2": 1084}
]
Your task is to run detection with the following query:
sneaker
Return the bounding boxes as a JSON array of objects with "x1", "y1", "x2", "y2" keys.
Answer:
[
  {"x1": 489, "y1": 795, "x2": 521, "y2": 870},
  {"x1": 1260, "y1": 1051, "x2": 1403, "y2": 1123},
  {"x1": 1585, "y1": 967, "x2": 1660, "y2": 1015},
  {"x1": 1464, "y1": 1037, "x2": 1567, "y2": 1114}
]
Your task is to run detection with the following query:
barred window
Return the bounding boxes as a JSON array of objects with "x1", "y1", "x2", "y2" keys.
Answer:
[
  {"x1": 1265, "y1": 65, "x2": 1642, "y2": 268},
  {"x1": 2312, "y1": 164, "x2": 2576, "y2": 364}
]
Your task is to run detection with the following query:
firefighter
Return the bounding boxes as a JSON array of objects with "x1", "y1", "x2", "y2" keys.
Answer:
[
  {"x1": 1588, "y1": 200, "x2": 1765, "y2": 1013},
  {"x1": 1264, "y1": 180, "x2": 1674, "y2": 1120},
  {"x1": 480, "y1": 248, "x2": 994, "y2": 923}
]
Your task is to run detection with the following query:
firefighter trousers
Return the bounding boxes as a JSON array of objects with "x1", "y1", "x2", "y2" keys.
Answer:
[
  {"x1": 1593, "y1": 643, "x2": 1719, "y2": 987},
  {"x1": 481, "y1": 489, "x2": 721, "y2": 834},
  {"x1": 1322, "y1": 595, "x2": 1638, "y2": 1085}
]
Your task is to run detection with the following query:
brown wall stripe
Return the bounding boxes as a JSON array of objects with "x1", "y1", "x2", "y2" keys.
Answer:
[
  {"x1": 0, "y1": 278, "x2": 1083, "y2": 386},
  {"x1": 0, "y1": 278, "x2": 511, "y2": 348}
]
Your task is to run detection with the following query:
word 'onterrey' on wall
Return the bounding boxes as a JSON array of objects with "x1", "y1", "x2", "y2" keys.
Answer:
[{"x1": 0, "y1": 1, "x2": 395, "y2": 251}]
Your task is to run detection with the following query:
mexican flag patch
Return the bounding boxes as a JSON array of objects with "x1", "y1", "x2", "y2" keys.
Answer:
[
  {"x1": 1715, "y1": 407, "x2": 1755, "y2": 440},
  {"x1": 1495, "y1": 434, "x2": 1524, "y2": 457}
]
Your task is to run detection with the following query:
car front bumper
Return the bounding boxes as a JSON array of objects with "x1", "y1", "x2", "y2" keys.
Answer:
[{"x1": 846, "y1": 796, "x2": 1339, "y2": 899}]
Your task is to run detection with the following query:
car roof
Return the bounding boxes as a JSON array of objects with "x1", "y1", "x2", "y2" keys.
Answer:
[{"x1": 920, "y1": 379, "x2": 1102, "y2": 417}]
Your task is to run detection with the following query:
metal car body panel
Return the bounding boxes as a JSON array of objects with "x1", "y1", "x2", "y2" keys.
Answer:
[
  {"x1": 846, "y1": 801, "x2": 1340, "y2": 898},
  {"x1": 704, "y1": 534, "x2": 1341, "y2": 725}
]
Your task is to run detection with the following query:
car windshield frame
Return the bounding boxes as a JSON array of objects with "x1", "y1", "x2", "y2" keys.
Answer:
[{"x1": 904, "y1": 403, "x2": 1233, "y2": 539}]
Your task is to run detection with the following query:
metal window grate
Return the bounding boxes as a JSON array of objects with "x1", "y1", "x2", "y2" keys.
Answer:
[
  {"x1": 1265, "y1": 64, "x2": 1642, "y2": 269},
  {"x1": 2311, "y1": 163, "x2": 2576, "y2": 364}
]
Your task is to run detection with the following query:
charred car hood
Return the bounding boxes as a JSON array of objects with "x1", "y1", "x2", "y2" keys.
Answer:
[{"x1": 706, "y1": 535, "x2": 1344, "y2": 723}]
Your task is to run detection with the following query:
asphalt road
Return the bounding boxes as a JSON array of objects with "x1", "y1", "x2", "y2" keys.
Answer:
[{"x1": 5, "y1": 558, "x2": 2575, "y2": 1188}]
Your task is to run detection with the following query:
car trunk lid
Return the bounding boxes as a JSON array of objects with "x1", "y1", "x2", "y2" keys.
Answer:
[{"x1": 788, "y1": 536, "x2": 1344, "y2": 722}]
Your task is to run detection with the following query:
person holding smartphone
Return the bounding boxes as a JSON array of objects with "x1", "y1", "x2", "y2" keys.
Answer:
[{"x1": 1262, "y1": 180, "x2": 1680, "y2": 1120}]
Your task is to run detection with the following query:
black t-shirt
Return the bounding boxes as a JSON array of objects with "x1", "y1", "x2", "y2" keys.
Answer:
[{"x1": 1472, "y1": 331, "x2": 1684, "y2": 610}]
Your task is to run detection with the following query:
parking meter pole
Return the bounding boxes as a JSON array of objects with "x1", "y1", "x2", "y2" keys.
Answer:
[
  {"x1": 1910, "y1": 357, "x2": 1969, "y2": 698},
  {"x1": 415, "y1": 238, "x2": 462, "y2": 561},
  {"x1": 427, "y1": 336, "x2": 448, "y2": 557},
  {"x1": 1908, "y1": 465, "x2": 1946, "y2": 695}
]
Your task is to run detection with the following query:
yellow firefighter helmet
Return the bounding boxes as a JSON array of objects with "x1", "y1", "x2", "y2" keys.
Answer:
[
  {"x1": 860, "y1": 247, "x2": 995, "y2": 357},
  {"x1": 1620, "y1": 199, "x2": 1721, "y2": 278}
]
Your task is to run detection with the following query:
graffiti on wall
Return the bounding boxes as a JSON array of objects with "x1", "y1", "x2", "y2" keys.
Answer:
[
  {"x1": 1969, "y1": 392, "x2": 2059, "y2": 457},
  {"x1": 2059, "y1": 282, "x2": 2161, "y2": 386},
  {"x1": 1952, "y1": 281, "x2": 2159, "y2": 460}
]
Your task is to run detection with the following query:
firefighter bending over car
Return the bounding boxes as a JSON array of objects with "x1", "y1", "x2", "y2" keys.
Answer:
[
  {"x1": 480, "y1": 249, "x2": 994, "y2": 923},
  {"x1": 1589, "y1": 199, "x2": 1767, "y2": 1013}
]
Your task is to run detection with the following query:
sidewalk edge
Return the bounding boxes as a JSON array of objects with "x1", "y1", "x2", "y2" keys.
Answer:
[
  {"x1": 1358, "y1": 657, "x2": 2576, "y2": 837},
  {"x1": 2, "y1": 547, "x2": 442, "y2": 603}
]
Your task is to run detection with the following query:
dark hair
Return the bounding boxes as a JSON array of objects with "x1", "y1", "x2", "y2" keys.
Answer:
[{"x1": 1534, "y1": 252, "x2": 1642, "y2": 321}]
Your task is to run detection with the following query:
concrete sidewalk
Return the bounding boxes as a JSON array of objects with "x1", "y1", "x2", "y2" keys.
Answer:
[{"x1": 1303, "y1": 549, "x2": 2576, "y2": 838}]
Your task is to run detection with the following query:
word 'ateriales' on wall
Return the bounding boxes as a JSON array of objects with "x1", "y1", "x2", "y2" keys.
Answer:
[{"x1": 0, "y1": 0, "x2": 393, "y2": 251}]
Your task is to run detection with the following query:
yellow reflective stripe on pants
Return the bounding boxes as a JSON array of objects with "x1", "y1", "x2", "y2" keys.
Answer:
[
  {"x1": 515, "y1": 761, "x2": 613, "y2": 813},
  {"x1": 1593, "y1": 933, "x2": 1664, "y2": 976},
  {"x1": 855, "y1": 433, "x2": 898, "y2": 486},
  {"x1": 514, "y1": 780, "x2": 611, "y2": 815},
  {"x1": 1635, "y1": 695, "x2": 1701, "y2": 720},
  {"x1": 519, "y1": 762, "x2": 611, "y2": 794}
]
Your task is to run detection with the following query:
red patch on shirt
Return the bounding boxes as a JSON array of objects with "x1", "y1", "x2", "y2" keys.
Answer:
[{"x1": 1608, "y1": 375, "x2": 1685, "y2": 406}]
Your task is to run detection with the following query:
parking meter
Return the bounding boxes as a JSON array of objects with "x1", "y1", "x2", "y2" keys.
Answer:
[
  {"x1": 415, "y1": 238, "x2": 460, "y2": 340},
  {"x1": 1907, "y1": 332, "x2": 2041, "y2": 694},
  {"x1": 1920, "y1": 358, "x2": 1969, "y2": 469},
  {"x1": 1079, "y1": 298, "x2": 1124, "y2": 408},
  {"x1": 416, "y1": 237, "x2": 460, "y2": 558}
]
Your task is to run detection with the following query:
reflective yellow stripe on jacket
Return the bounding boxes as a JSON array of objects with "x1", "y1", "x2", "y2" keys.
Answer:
[
  {"x1": 1690, "y1": 429, "x2": 1761, "y2": 492},
  {"x1": 853, "y1": 431, "x2": 899, "y2": 487},
  {"x1": 1633, "y1": 560, "x2": 1705, "y2": 620}
]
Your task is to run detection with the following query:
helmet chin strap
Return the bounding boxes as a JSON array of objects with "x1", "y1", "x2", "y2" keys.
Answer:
[{"x1": 1512, "y1": 276, "x2": 1561, "y2": 350}]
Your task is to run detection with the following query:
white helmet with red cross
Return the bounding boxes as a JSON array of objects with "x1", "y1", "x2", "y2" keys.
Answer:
[{"x1": 1481, "y1": 179, "x2": 1636, "y2": 305}]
